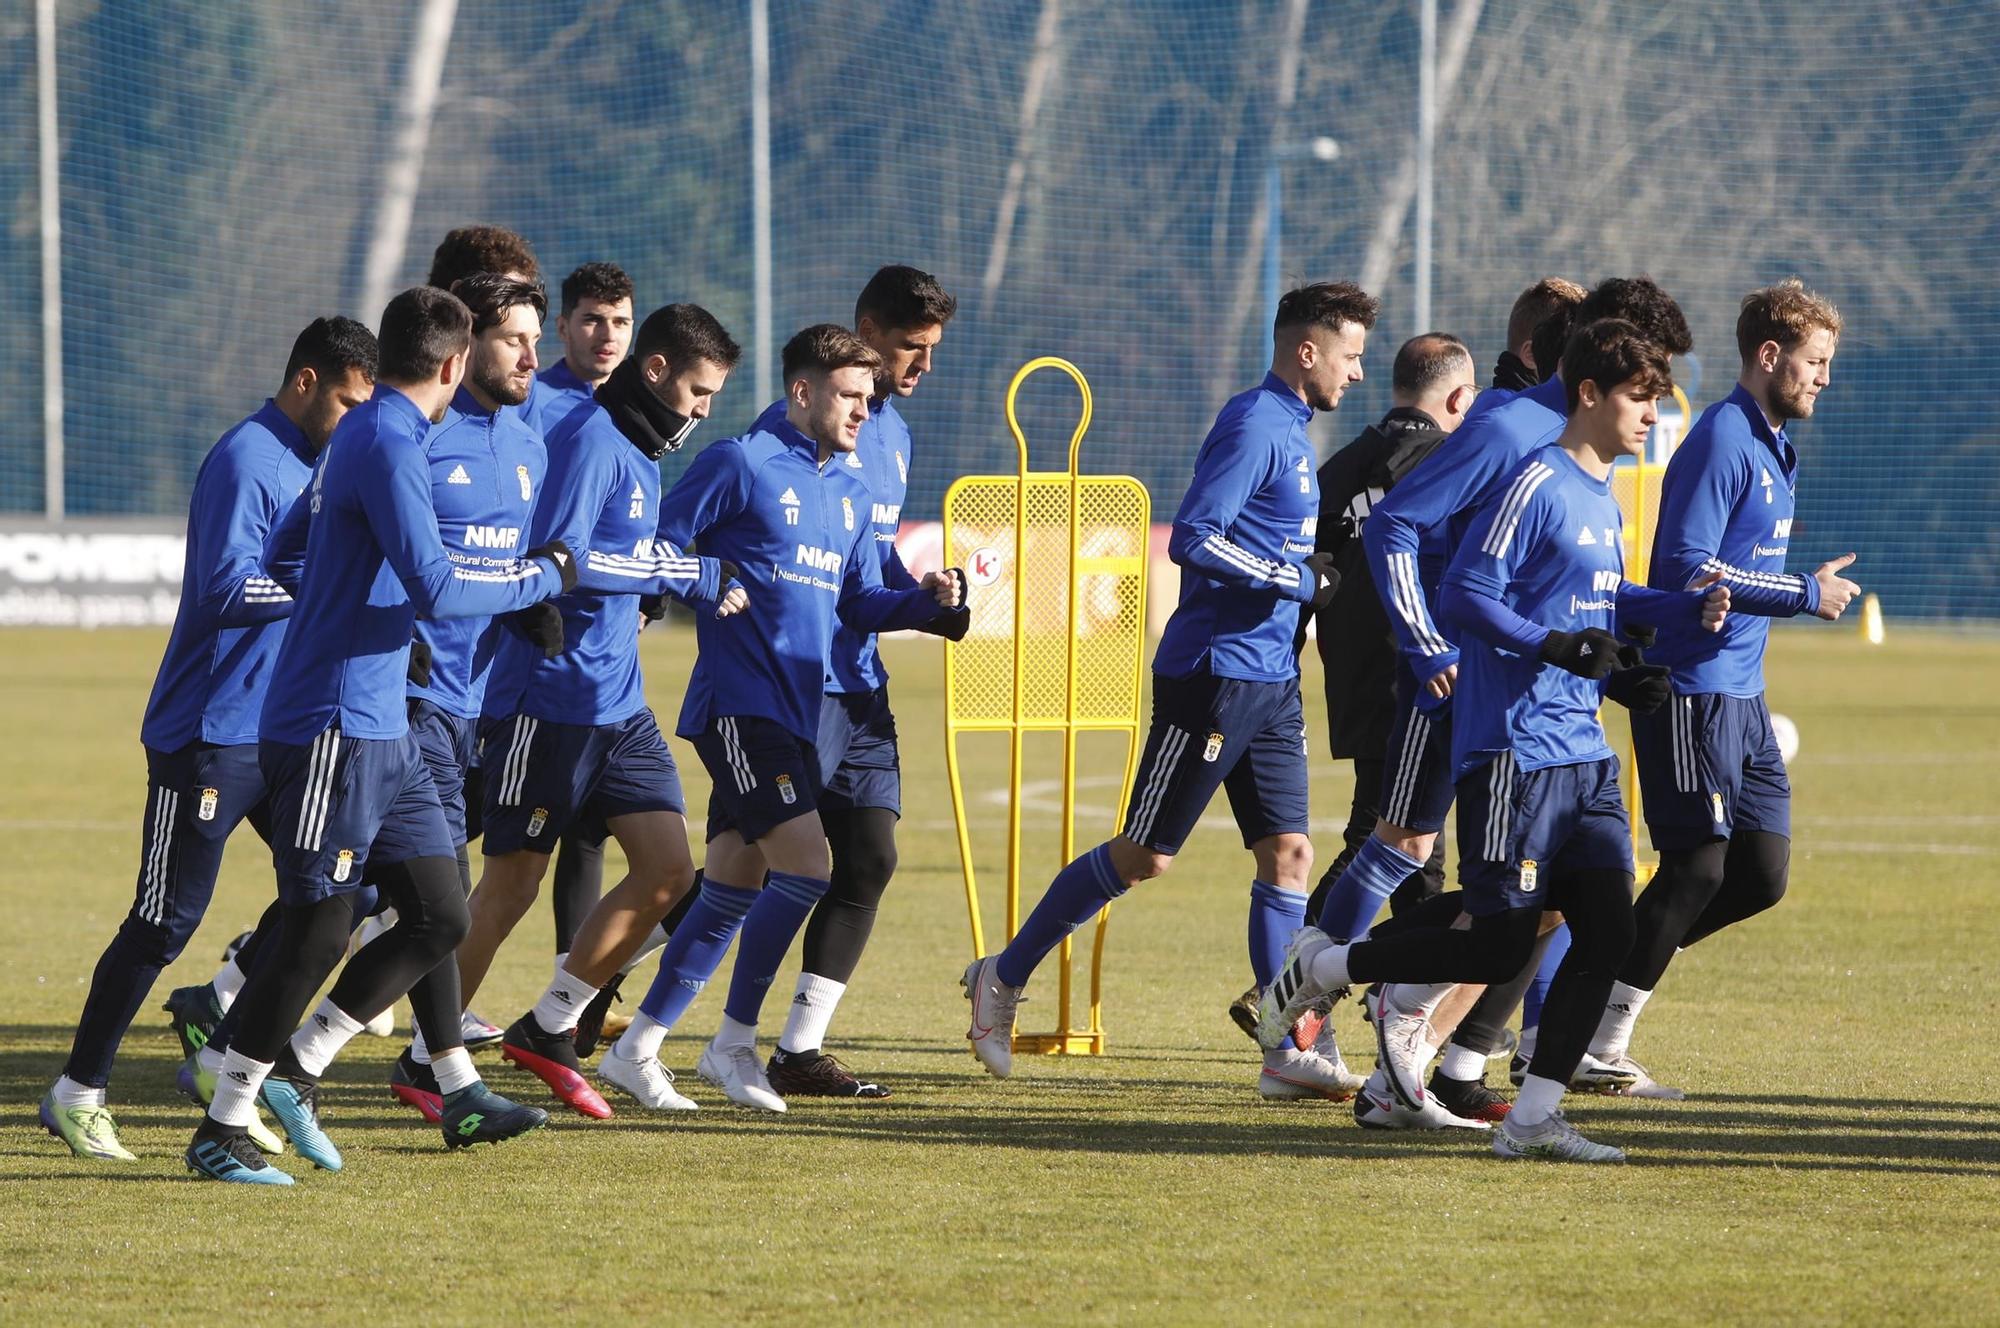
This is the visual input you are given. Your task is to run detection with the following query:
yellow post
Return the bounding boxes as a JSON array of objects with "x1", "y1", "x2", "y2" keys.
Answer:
[
  {"x1": 942, "y1": 358, "x2": 1149, "y2": 1056},
  {"x1": 1859, "y1": 592, "x2": 1885, "y2": 644}
]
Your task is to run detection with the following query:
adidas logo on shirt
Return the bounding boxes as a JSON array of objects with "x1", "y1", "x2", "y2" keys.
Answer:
[
  {"x1": 1577, "y1": 526, "x2": 1598, "y2": 545},
  {"x1": 447, "y1": 464, "x2": 472, "y2": 485},
  {"x1": 779, "y1": 487, "x2": 800, "y2": 506}
]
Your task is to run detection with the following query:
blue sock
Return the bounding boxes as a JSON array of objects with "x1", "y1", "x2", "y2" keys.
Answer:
[
  {"x1": 722, "y1": 872, "x2": 831, "y2": 1026},
  {"x1": 1247, "y1": 880, "x2": 1307, "y2": 987},
  {"x1": 995, "y1": 844, "x2": 1126, "y2": 988},
  {"x1": 1523, "y1": 923, "x2": 1570, "y2": 1030},
  {"x1": 1314, "y1": 837, "x2": 1426, "y2": 941},
  {"x1": 636, "y1": 880, "x2": 759, "y2": 1029}
]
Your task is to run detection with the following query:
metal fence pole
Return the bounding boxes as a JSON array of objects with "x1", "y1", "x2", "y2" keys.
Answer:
[{"x1": 37, "y1": 0, "x2": 63, "y2": 520}]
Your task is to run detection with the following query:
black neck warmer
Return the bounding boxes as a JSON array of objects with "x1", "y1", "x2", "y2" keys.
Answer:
[{"x1": 595, "y1": 358, "x2": 696, "y2": 460}]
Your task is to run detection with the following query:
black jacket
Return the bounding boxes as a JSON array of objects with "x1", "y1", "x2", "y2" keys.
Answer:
[{"x1": 1294, "y1": 407, "x2": 1452, "y2": 759}]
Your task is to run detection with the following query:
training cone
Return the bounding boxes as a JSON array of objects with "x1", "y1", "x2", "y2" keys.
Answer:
[{"x1": 1859, "y1": 592, "x2": 1885, "y2": 645}]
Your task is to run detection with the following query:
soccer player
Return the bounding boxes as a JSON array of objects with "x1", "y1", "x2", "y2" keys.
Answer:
[
  {"x1": 763, "y1": 265, "x2": 961, "y2": 1100},
  {"x1": 1260, "y1": 318, "x2": 1728, "y2": 1162},
  {"x1": 349, "y1": 271, "x2": 578, "y2": 1119},
  {"x1": 1584, "y1": 280, "x2": 1856, "y2": 1094},
  {"x1": 531, "y1": 261, "x2": 635, "y2": 434},
  {"x1": 184, "y1": 287, "x2": 573, "y2": 1185},
  {"x1": 599, "y1": 324, "x2": 961, "y2": 1112},
  {"x1": 38, "y1": 319, "x2": 375, "y2": 1162},
  {"x1": 1226, "y1": 334, "x2": 1480, "y2": 1091},
  {"x1": 456, "y1": 303, "x2": 744, "y2": 1120},
  {"x1": 961, "y1": 282, "x2": 1363, "y2": 1098},
  {"x1": 1293, "y1": 277, "x2": 1694, "y2": 1119}
]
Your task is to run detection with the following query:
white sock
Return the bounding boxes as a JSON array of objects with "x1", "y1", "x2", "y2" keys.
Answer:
[
  {"x1": 1307, "y1": 942, "x2": 1353, "y2": 992},
  {"x1": 777, "y1": 973, "x2": 847, "y2": 1055},
  {"x1": 1437, "y1": 1042, "x2": 1487, "y2": 1081},
  {"x1": 1590, "y1": 981, "x2": 1653, "y2": 1059},
  {"x1": 51, "y1": 1074, "x2": 105, "y2": 1110},
  {"x1": 614, "y1": 1011, "x2": 669, "y2": 1062},
  {"x1": 712, "y1": 1013, "x2": 757, "y2": 1052},
  {"x1": 1516, "y1": 1025, "x2": 1539, "y2": 1063},
  {"x1": 409, "y1": 1028, "x2": 432, "y2": 1065},
  {"x1": 288, "y1": 998, "x2": 367, "y2": 1078},
  {"x1": 1387, "y1": 981, "x2": 1455, "y2": 1018},
  {"x1": 209, "y1": 1048, "x2": 274, "y2": 1128},
  {"x1": 211, "y1": 957, "x2": 247, "y2": 1010},
  {"x1": 431, "y1": 1047, "x2": 480, "y2": 1095},
  {"x1": 531, "y1": 967, "x2": 599, "y2": 1035},
  {"x1": 197, "y1": 1043, "x2": 224, "y2": 1076},
  {"x1": 620, "y1": 922, "x2": 671, "y2": 976},
  {"x1": 1512, "y1": 1073, "x2": 1566, "y2": 1126}
]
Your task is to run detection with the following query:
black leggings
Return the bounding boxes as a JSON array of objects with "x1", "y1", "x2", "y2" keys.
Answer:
[
  {"x1": 1347, "y1": 867, "x2": 1635, "y2": 1087},
  {"x1": 230, "y1": 856, "x2": 469, "y2": 1068},
  {"x1": 1304, "y1": 756, "x2": 1446, "y2": 925},
  {"x1": 1622, "y1": 831, "x2": 1789, "y2": 990},
  {"x1": 800, "y1": 807, "x2": 899, "y2": 985},
  {"x1": 1449, "y1": 925, "x2": 1557, "y2": 1057},
  {"x1": 551, "y1": 829, "x2": 606, "y2": 955}
]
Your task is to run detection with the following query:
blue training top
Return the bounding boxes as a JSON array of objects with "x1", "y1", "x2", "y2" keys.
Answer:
[
  {"x1": 258, "y1": 385, "x2": 564, "y2": 745},
  {"x1": 658, "y1": 413, "x2": 942, "y2": 744},
  {"x1": 141, "y1": 401, "x2": 316, "y2": 751},
  {"x1": 1440, "y1": 445, "x2": 1627, "y2": 777},
  {"x1": 1364, "y1": 374, "x2": 1569, "y2": 686},
  {"x1": 815, "y1": 395, "x2": 920, "y2": 695},
  {"x1": 1152, "y1": 371, "x2": 1322, "y2": 683},
  {"x1": 527, "y1": 357, "x2": 595, "y2": 438},
  {"x1": 1645, "y1": 384, "x2": 1819, "y2": 698},
  {"x1": 483, "y1": 400, "x2": 725, "y2": 728},
  {"x1": 405, "y1": 386, "x2": 552, "y2": 720}
]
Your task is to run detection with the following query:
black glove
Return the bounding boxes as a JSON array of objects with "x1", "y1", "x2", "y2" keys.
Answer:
[
  {"x1": 1605, "y1": 643, "x2": 1672, "y2": 713},
  {"x1": 1538, "y1": 626, "x2": 1623, "y2": 679},
  {"x1": 1303, "y1": 551, "x2": 1341, "y2": 610},
  {"x1": 505, "y1": 601, "x2": 565, "y2": 659},
  {"x1": 406, "y1": 637, "x2": 433, "y2": 688},
  {"x1": 639, "y1": 593, "x2": 670, "y2": 623},
  {"x1": 919, "y1": 605, "x2": 973, "y2": 642},
  {"x1": 717, "y1": 558, "x2": 741, "y2": 589},
  {"x1": 525, "y1": 540, "x2": 579, "y2": 593},
  {"x1": 1621, "y1": 622, "x2": 1658, "y2": 649}
]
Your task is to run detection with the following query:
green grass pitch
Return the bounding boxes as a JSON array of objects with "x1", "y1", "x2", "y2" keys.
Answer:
[{"x1": 1, "y1": 626, "x2": 1996, "y2": 1324}]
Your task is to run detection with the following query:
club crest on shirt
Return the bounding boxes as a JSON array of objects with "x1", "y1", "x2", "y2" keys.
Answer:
[
  {"x1": 198, "y1": 787, "x2": 220, "y2": 821},
  {"x1": 517, "y1": 464, "x2": 532, "y2": 501},
  {"x1": 333, "y1": 849, "x2": 355, "y2": 883},
  {"x1": 776, "y1": 773, "x2": 797, "y2": 805},
  {"x1": 527, "y1": 806, "x2": 549, "y2": 837},
  {"x1": 842, "y1": 496, "x2": 855, "y2": 531},
  {"x1": 895, "y1": 451, "x2": 907, "y2": 483},
  {"x1": 1203, "y1": 731, "x2": 1225, "y2": 762},
  {"x1": 1518, "y1": 859, "x2": 1539, "y2": 893}
]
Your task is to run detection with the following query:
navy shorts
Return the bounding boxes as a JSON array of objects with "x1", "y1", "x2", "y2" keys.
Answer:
[
  {"x1": 263, "y1": 729, "x2": 455, "y2": 905},
  {"x1": 408, "y1": 698, "x2": 477, "y2": 847},
  {"x1": 1455, "y1": 753, "x2": 1633, "y2": 915},
  {"x1": 1376, "y1": 668, "x2": 1456, "y2": 834},
  {"x1": 818, "y1": 686, "x2": 901, "y2": 816},
  {"x1": 480, "y1": 708, "x2": 685, "y2": 856},
  {"x1": 690, "y1": 714, "x2": 824, "y2": 844},
  {"x1": 130, "y1": 742, "x2": 271, "y2": 946},
  {"x1": 1631, "y1": 691, "x2": 1791, "y2": 851},
  {"x1": 1120, "y1": 671, "x2": 1311, "y2": 855}
]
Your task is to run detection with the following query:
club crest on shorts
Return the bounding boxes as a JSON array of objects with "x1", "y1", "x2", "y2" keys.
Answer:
[
  {"x1": 527, "y1": 806, "x2": 549, "y2": 837},
  {"x1": 1711, "y1": 792, "x2": 1726, "y2": 823},
  {"x1": 198, "y1": 787, "x2": 220, "y2": 821},
  {"x1": 1518, "y1": 859, "x2": 1539, "y2": 893},
  {"x1": 776, "y1": 773, "x2": 798, "y2": 804},
  {"x1": 517, "y1": 464, "x2": 532, "y2": 501},
  {"x1": 1203, "y1": 731, "x2": 1225, "y2": 763},
  {"x1": 333, "y1": 849, "x2": 355, "y2": 883}
]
